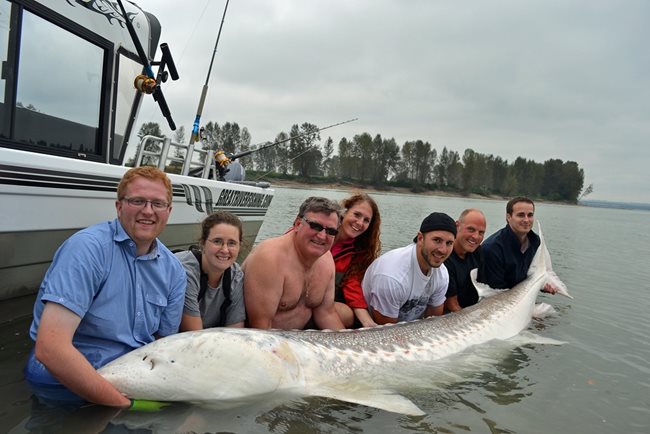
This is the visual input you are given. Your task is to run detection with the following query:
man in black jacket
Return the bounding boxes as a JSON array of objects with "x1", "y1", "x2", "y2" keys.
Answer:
[{"x1": 477, "y1": 196, "x2": 559, "y2": 294}]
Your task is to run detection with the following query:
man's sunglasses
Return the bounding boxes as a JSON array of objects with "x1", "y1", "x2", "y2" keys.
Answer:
[{"x1": 302, "y1": 217, "x2": 339, "y2": 236}]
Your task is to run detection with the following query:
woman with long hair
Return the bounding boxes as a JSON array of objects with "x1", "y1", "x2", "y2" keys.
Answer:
[
  {"x1": 332, "y1": 192, "x2": 382, "y2": 328},
  {"x1": 175, "y1": 211, "x2": 246, "y2": 330}
]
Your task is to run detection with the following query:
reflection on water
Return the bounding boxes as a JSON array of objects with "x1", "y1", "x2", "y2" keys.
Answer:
[
  {"x1": 2, "y1": 187, "x2": 649, "y2": 433},
  {"x1": 7, "y1": 337, "x2": 538, "y2": 433}
]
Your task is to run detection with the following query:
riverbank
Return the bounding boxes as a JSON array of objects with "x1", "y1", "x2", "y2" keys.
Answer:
[{"x1": 267, "y1": 179, "x2": 502, "y2": 201}]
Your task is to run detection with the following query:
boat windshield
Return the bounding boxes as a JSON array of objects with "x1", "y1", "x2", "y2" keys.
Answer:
[
  {"x1": 2, "y1": 4, "x2": 105, "y2": 157},
  {"x1": 0, "y1": 0, "x2": 153, "y2": 164}
]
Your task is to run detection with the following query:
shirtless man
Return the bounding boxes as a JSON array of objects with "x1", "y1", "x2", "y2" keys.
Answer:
[{"x1": 243, "y1": 196, "x2": 345, "y2": 330}]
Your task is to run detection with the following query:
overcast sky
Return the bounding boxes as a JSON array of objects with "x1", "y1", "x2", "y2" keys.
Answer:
[{"x1": 133, "y1": 0, "x2": 649, "y2": 204}]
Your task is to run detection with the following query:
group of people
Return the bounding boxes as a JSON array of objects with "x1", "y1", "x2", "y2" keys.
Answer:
[{"x1": 24, "y1": 166, "x2": 558, "y2": 408}]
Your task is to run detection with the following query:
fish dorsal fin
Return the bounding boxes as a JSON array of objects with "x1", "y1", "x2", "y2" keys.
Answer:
[
  {"x1": 470, "y1": 268, "x2": 506, "y2": 299},
  {"x1": 310, "y1": 385, "x2": 425, "y2": 416}
]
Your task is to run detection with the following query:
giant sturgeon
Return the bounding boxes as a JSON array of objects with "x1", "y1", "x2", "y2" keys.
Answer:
[{"x1": 99, "y1": 223, "x2": 571, "y2": 415}]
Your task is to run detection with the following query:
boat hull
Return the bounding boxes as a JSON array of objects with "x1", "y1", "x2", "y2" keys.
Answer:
[{"x1": 0, "y1": 148, "x2": 273, "y2": 300}]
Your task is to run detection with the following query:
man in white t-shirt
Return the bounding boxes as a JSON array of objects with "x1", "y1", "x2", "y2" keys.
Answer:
[{"x1": 362, "y1": 212, "x2": 456, "y2": 324}]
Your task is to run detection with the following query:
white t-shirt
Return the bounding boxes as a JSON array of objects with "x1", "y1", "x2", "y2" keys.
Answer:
[{"x1": 362, "y1": 243, "x2": 448, "y2": 321}]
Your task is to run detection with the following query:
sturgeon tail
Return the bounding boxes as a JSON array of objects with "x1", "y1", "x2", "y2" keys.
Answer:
[
  {"x1": 470, "y1": 222, "x2": 573, "y2": 300},
  {"x1": 537, "y1": 222, "x2": 573, "y2": 299}
]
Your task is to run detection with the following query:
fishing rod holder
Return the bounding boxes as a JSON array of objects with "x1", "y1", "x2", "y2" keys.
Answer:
[{"x1": 152, "y1": 43, "x2": 179, "y2": 84}]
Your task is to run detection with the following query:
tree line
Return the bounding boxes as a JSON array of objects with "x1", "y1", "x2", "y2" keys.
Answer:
[{"x1": 135, "y1": 120, "x2": 590, "y2": 203}]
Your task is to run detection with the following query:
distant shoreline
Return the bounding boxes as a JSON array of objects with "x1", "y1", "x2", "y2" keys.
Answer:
[
  {"x1": 267, "y1": 179, "x2": 650, "y2": 211},
  {"x1": 269, "y1": 179, "x2": 518, "y2": 202}
]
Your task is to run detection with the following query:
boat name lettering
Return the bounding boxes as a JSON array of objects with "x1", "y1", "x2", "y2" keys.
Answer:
[{"x1": 216, "y1": 189, "x2": 273, "y2": 208}]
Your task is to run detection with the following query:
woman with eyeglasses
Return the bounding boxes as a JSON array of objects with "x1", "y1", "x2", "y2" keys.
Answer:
[
  {"x1": 175, "y1": 211, "x2": 246, "y2": 331},
  {"x1": 332, "y1": 193, "x2": 382, "y2": 328}
]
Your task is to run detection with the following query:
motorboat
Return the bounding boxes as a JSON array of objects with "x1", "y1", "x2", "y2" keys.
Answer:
[{"x1": 0, "y1": 0, "x2": 274, "y2": 301}]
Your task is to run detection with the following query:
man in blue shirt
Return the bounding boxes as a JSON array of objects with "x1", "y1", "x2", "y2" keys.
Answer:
[
  {"x1": 477, "y1": 197, "x2": 559, "y2": 293},
  {"x1": 25, "y1": 166, "x2": 185, "y2": 408}
]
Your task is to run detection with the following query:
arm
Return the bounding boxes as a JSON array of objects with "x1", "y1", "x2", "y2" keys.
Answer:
[
  {"x1": 312, "y1": 268, "x2": 345, "y2": 331},
  {"x1": 353, "y1": 308, "x2": 377, "y2": 327},
  {"x1": 226, "y1": 265, "x2": 246, "y2": 328},
  {"x1": 364, "y1": 273, "x2": 405, "y2": 325},
  {"x1": 177, "y1": 251, "x2": 202, "y2": 332},
  {"x1": 34, "y1": 303, "x2": 131, "y2": 407},
  {"x1": 371, "y1": 309, "x2": 398, "y2": 325},
  {"x1": 444, "y1": 295, "x2": 462, "y2": 313},
  {"x1": 179, "y1": 314, "x2": 203, "y2": 332},
  {"x1": 444, "y1": 259, "x2": 460, "y2": 312},
  {"x1": 156, "y1": 258, "x2": 186, "y2": 337},
  {"x1": 242, "y1": 246, "x2": 284, "y2": 329},
  {"x1": 340, "y1": 273, "x2": 377, "y2": 327},
  {"x1": 425, "y1": 266, "x2": 448, "y2": 318},
  {"x1": 424, "y1": 304, "x2": 444, "y2": 317}
]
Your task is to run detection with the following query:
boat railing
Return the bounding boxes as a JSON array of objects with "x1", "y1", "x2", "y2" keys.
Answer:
[{"x1": 134, "y1": 135, "x2": 215, "y2": 179}]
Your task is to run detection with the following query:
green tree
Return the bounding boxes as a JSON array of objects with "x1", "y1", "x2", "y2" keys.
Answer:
[
  {"x1": 446, "y1": 150, "x2": 462, "y2": 189},
  {"x1": 172, "y1": 125, "x2": 186, "y2": 159},
  {"x1": 412, "y1": 140, "x2": 433, "y2": 185},
  {"x1": 353, "y1": 132, "x2": 374, "y2": 182},
  {"x1": 461, "y1": 148, "x2": 478, "y2": 194},
  {"x1": 136, "y1": 122, "x2": 165, "y2": 166},
  {"x1": 236, "y1": 127, "x2": 252, "y2": 168},
  {"x1": 434, "y1": 147, "x2": 450, "y2": 187},
  {"x1": 558, "y1": 161, "x2": 584, "y2": 202},
  {"x1": 488, "y1": 155, "x2": 509, "y2": 194},
  {"x1": 252, "y1": 141, "x2": 277, "y2": 173},
  {"x1": 289, "y1": 123, "x2": 321, "y2": 177},
  {"x1": 338, "y1": 137, "x2": 356, "y2": 179},
  {"x1": 578, "y1": 183, "x2": 594, "y2": 201},
  {"x1": 511, "y1": 157, "x2": 543, "y2": 197},
  {"x1": 378, "y1": 136, "x2": 400, "y2": 184},
  {"x1": 322, "y1": 136, "x2": 335, "y2": 176},
  {"x1": 542, "y1": 159, "x2": 564, "y2": 200},
  {"x1": 275, "y1": 132, "x2": 290, "y2": 175}
]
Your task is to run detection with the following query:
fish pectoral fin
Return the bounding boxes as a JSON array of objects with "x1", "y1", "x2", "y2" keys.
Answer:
[
  {"x1": 533, "y1": 302, "x2": 556, "y2": 319},
  {"x1": 310, "y1": 386, "x2": 425, "y2": 416},
  {"x1": 470, "y1": 268, "x2": 507, "y2": 299},
  {"x1": 512, "y1": 331, "x2": 567, "y2": 345}
]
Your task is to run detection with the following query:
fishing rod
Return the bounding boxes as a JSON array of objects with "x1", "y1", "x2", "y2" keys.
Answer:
[
  {"x1": 211, "y1": 118, "x2": 358, "y2": 181},
  {"x1": 115, "y1": 0, "x2": 179, "y2": 130},
  {"x1": 190, "y1": 0, "x2": 230, "y2": 145},
  {"x1": 253, "y1": 145, "x2": 321, "y2": 182}
]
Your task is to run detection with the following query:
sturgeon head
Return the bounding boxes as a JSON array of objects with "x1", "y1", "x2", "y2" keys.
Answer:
[{"x1": 98, "y1": 328, "x2": 303, "y2": 402}]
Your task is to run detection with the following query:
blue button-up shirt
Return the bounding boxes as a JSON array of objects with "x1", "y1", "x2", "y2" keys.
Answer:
[{"x1": 26, "y1": 219, "x2": 185, "y2": 388}]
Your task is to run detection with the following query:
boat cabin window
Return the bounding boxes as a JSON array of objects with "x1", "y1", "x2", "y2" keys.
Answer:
[
  {"x1": 113, "y1": 52, "x2": 143, "y2": 162},
  {"x1": 16, "y1": 9, "x2": 103, "y2": 156},
  {"x1": 0, "y1": 1, "x2": 109, "y2": 160},
  {"x1": 0, "y1": 1, "x2": 11, "y2": 139}
]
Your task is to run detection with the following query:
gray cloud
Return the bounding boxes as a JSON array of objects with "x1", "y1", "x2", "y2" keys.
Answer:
[{"x1": 133, "y1": 0, "x2": 650, "y2": 203}]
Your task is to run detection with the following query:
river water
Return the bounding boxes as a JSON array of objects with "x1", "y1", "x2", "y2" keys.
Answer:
[{"x1": 1, "y1": 186, "x2": 648, "y2": 433}]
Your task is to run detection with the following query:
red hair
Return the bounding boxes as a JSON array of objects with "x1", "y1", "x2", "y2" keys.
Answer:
[{"x1": 341, "y1": 192, "x2": 381, "y2": 279}]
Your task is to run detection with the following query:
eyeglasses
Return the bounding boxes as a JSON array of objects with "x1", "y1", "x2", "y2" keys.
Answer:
[
  {"x1": 302, "y1": 217, "x2": 338, "y2": 236},
  {"x1": 207, "y1": 238, "x2": 240, "y2": 249},
  {"x1": 122, "y1": 197, "x2": 170, "y2": 211}
]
